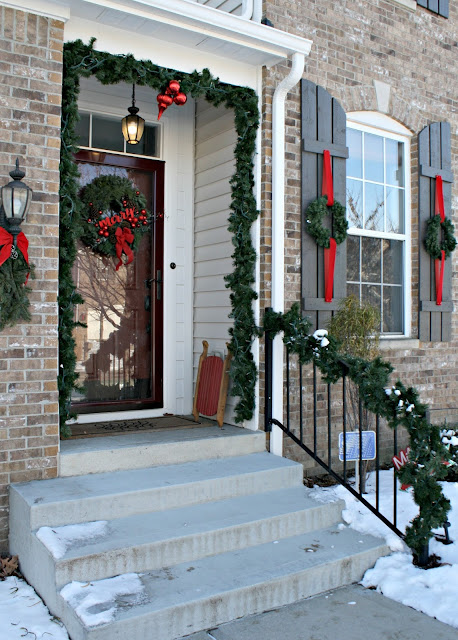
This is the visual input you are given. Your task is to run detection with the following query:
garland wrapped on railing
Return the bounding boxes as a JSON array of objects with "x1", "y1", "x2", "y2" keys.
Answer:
[
  {"x1": 263, "y1": 304, "x2": 451, "y2": 559},
  {"x1": 60, "y1": 39, "x2": 260, "y2": 433}
]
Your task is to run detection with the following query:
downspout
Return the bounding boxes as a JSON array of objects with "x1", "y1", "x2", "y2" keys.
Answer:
[
  {"x1": 240, "y1": 0, "x2": 254, "y2": 20},
  {"x1": 270, "y1": 52, "x2": 305, "y2": 456},
  {"x1": 252, "y1": 0, "x2": 262, "y2": 22}
]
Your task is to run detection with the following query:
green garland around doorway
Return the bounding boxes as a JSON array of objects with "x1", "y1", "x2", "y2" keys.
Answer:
[{"x1": 59, "y1": 39, "x2": 260, "y2": 435}]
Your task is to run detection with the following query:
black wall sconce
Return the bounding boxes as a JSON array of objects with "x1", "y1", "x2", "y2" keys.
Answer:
[{"x1": 0, "y1": 159, "x2": 33, "y2": 257}]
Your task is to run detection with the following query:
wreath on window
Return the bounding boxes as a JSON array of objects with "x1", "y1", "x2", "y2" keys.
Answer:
[
  {"x1": 424, "y1": 214, "x2": 456, "y2": 260},
  {"x1": 305, "y1": 195, "x2": 348, "y2": 248},
  {"x1": 79, "y1": 175, "x2": 151, "y2": 270}
]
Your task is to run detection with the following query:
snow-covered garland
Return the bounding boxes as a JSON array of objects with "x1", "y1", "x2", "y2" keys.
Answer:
[{"x1": 263, "y1": 304, "x2": 451, "y2": 558}]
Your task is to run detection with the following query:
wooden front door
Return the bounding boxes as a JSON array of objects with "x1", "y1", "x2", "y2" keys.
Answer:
[{"x1": 71, "y1": 151, "x2": 164, "y2": 413}]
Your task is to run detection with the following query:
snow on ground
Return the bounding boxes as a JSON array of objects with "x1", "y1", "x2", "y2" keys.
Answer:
[
  {"x1": 36, "y1": 521, "x2": 108, "y2": 559},
  {"x1": 309, "y1": 470, "x2": 458, "y2": 629},
  {"x1": 0, "y1": 576, "x2": 69, "y2": 640}
]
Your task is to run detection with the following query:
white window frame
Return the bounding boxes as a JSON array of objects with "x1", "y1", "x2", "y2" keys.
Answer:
[{"x1": 346, "y1": 112, "x2": 412, "y2": 337}]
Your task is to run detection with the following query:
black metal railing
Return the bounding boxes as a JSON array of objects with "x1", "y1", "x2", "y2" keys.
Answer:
[{"x1": 264, "y1": 327, "x2": 408, "y2": 548}]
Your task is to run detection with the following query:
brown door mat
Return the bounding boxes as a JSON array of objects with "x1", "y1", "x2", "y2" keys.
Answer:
[{"x1": 67, "y1": 415, "x2": 216, "y2": 439}]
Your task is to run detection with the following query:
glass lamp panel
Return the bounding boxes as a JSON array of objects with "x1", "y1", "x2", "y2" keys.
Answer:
[
  {"x1": 385, "y1": 139, "x2": 404, "y2": 187},
  {"x1": 347, "y1": 129, "x2": 362, "y2": 178},
  {"x1": 364, "y1": 133, "x2": 384, "y2": 183},
  {"x1": 361, "y1": 237, "x2": 381, "y2": 283},
  {"x1": 346, "y1": 235, "x2": 360, "y2": 282},
  {"x1": 2, "y1": 185, "x2": 29, "y2": 219},
  {"x1": 346, "y1": 179, "x2": 363, "y2": 228},
  {"x1": 364, "y1": 182, "x2": 384, "y2": 231},
  {"x1": 383, "y1": 239, "x2": 403, "y2": 285},
  {"x1": 386, "y1": 187, "x2": 404, "y2": 234},
  {"x1": 383, "y1": 285, "x2": 403, "y2": 333}
]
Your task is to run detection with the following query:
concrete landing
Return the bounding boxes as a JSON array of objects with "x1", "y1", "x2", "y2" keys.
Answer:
[{"x1": 184, "y1": 584, "x2": 458, "y2": 640}]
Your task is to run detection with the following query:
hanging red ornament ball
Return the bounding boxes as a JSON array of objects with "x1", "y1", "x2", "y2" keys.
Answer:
[
  {"x1": 104, "y1": 231, "x2": 109, "y2": 237},
  {"x1": 133, "y1": 217, "x2": 138, "y2": 223},
  {"x1": 141, "y1": 209, "x2": 146, "y2": 214},
  {"x1": 98, "y1": 230, "x2": 104, "y2": 236},
  {"x1": 143, "y1": 221, "x2": 148, "y2": 226},
  {"x1": 136, "y1": 191, "x2": 140, "y2": 195},
  {"x1": 157, "y1": 93, "x2": 173, "y2": 107},
  {"x1": 174, "y1": 92, "x2": 187, "y2": 106},
  {"x1": 96, "y1": 239, "x2": 101, "y2": 243},
  {"x1": 89, "y1": 202, "x2": 93, "y2": 207},
  {"x1": 98, "y1": 210, "x2": 103, "y2": 215},
  {"x1": 168, "y1": 80, "x2": 181, "y2": 94},
  {"x1": 88, "y1": 219, "x2": 92, "y2": 223}
]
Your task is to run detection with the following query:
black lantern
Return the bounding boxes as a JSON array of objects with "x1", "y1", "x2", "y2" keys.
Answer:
[
  {"x1": 0, "y1": 159, "x2": 32, "y2": 247},
  {"x1": 121, "y1": 84, "x2": 145, "y2": 145}
]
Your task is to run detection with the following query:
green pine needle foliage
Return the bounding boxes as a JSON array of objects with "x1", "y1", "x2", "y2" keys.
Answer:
[
  {"x1": 60, "y1": 39, "x2": 260, "y2": 432},
  {"x1": 263, "y1": 304, "x2": 451, "y2": 558},
  {"x1": 0, "y1": 256, "x2": 35, "y2": 330}
]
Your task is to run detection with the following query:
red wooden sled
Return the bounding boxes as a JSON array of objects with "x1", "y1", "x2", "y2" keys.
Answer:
[{"x1": 192, "y1": 340, "x2": 232, "y2": 428}]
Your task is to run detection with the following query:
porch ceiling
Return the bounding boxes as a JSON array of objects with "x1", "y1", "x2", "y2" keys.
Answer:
[{"x1": 14, "y1": 0, "x2": 312, "y2": 67}]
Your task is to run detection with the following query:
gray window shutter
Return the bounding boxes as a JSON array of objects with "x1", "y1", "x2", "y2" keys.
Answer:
[
  {"x1": 301, "y1": 79, "x2": 348, "y2": 331},
  {"x1": 418, "y1": 121, "x2": 454, "y2": 342},
  {"x1": 416, "y1": 0, "x2": 448, "y2": 18}
]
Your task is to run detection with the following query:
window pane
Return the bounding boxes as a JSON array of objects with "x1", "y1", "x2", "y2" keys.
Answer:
[
  {"x1": 361, "y1": 237, "x2": 381, "y2": 283},
  {"x1": 364, "y1": 133, "x2": 384, "y2": 183},
  {"x1": 386, "y1": 139, "x2": 404, "y2": 187},
  {"x1": 383, "y1": 286, "x2": 403, "y2": 333},
  {"x1": 92, "y1": 115, "x2": 124, "y2": 153},
  {"x1": 346, "y1": 179, "x2": 363, "y2": 228},
  {"x1": 383, "y1": 239, "x2": 403, "y2": 285},
  {"x1": 386, "y1": 187, "x2": 404, "y2": 234},
  {"x1": 347, "y1": 235, "x2": 360, "y2": 282},
  {"x1": 361, "y1": 284, "x2": 381, "y2": 320},
  {"x1": 347, "y1": 129, "x2": 362, "y2": 178},
  {"x1": 75, "y1": 112, "x2": 90, "y2": 148},
  {"x1": 364, "y1": 182, "x2": 384, "y2": 231},
  {"x1": 129, "y1": 124, "x2": 159, "y2": 157},
  {"x1": 347, "y1": 283, "x2": 360, "y2": 300}
]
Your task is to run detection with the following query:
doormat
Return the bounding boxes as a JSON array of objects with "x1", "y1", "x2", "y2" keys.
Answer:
[{"x1": 67, "y1": 415, "x2": 216, "y2": 439}]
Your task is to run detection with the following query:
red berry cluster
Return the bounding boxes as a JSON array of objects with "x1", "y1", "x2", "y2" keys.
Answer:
[{"x1": 157, "y1": 80, "x2": 187, "y2": 120}]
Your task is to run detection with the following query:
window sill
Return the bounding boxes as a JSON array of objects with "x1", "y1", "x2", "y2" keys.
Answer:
[
  {"x1": 379, "y1": 337, "x2": 420, "y2": 351},
  {"x1": 387, "y1": 0, "x2": 417, "y2": 12}
]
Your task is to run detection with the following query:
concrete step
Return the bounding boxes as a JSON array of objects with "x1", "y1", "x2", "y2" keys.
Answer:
[
  {"x1": 58, "y1": 425, "x2": 265, "y2": 477},
  {"x1": 58, "y1": 525, "x2": 390, "y2": 640},
  {"x1": 35, "y1": 487, "x2": 345, "y2": 586},
  {"x1": 10, "y1": 452, "x2": 302, "y2": 529}
]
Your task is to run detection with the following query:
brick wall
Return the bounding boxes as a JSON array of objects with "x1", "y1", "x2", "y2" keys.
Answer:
[
  {"x1": 0, "y1": 8, "x2": 63, "y2": 551},
  {"x1": 260, "y1": 0, "x2": 458, "y2": 468}
]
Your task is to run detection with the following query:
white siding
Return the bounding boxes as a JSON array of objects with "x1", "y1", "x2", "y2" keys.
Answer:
[{"x1": 193, "y1": 100, "x2": 238, "y2": 424}]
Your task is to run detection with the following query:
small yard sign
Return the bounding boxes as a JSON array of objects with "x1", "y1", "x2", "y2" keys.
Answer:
[{"x1": 339, "y1": 431, "x2": 376, "y2": 461}]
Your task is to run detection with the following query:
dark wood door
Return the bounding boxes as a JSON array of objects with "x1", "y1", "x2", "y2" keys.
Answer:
[{"x1": 71, "y1": 151, "x2": 164, "y2": 413}]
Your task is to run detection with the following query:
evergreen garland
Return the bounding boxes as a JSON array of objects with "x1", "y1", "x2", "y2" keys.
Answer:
[
  {"x1": 305, "y1": 196, "x2": 348, "y2": 248},
  {"x1": 59, "y1": 39, "x2": 260, "y2": 432},
  {"x1": 263, "y1": 305, "x2": 451, "y2": 558},
  {"x1": 424, "y1": 214, "x2": 456, "y2": 260},
  {"x1": 0, "y1": 256, "x2": 35, "y2": 330}
]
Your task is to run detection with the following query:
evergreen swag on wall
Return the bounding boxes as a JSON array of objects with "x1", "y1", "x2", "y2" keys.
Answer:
[{"x1": 59, "y1": 39, "x2": 260, "y2": 435}]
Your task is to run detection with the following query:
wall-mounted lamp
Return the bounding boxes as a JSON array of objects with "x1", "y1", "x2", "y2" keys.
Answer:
[
  {"x1": 121, "y1": 84, "x2": 145, "y2": 145},
  {"x1": 0, "y1": 159, "x2": 32, "y2": 252}
]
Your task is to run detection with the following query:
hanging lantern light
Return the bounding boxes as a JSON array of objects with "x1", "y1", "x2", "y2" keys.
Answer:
[
  {"x1": 0, "y1": 158, "x2": 33, "y2": 246},
  {"x1": 121, "y1": 84, "x2": 145, "y2": 145}
]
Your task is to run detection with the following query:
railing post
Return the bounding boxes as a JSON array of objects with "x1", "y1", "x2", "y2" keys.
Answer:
[{"x1": 264, "y1": 307, "x2": 273, "y2": 433}]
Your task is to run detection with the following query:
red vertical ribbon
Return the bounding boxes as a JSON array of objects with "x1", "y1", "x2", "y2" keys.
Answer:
[
  {"x1": 435, "y1": 175, "x2": 445, "y2": 222},
  {"x1": 322, "y1": 150, "x2": 334, "y2": 206},
  {"x1": 435, "y1": 250, "x2": 445, "y2": 306},
  {"x1": 324, "y1": 237, "x2": 337, "y2": 303}
]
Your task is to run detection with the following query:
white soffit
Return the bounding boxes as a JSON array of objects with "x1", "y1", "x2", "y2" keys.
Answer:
[{"x1": 7, "y1": 0, "x2": 312, "y2": 67}]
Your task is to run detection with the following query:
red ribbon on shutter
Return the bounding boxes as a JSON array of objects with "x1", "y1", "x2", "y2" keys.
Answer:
[
  {"x1": 0, "y1": 228, "x2": 30, "y2": 283},
  {"x1": 324, "y1": 238, "x2": 337, "y2": 303},
  {"x1": 322, "y1": 150, "x2": 334, "y2": 206},
  {"x1": 322, "y1": 150, "x2": 336, "y2": 302},
  {"x1": 434, "y1": 176, "x2": 446, "y2": 305},
  {"x1": 435, "y1": 175, "x2": 445, "y2": 222}
]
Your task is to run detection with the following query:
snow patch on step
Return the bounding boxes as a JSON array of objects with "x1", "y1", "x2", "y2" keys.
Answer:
[
  {"x1": 60, "y1": 573, "x2": 145, "y2": 627},
  {"x1": 37, "y1": 521, "x2": 108, "y2": 559}
]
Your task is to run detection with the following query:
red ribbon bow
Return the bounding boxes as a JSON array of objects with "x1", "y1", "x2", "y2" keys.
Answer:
[
  {"x1": 0, "y1": 228, "x2": 30, "y2": 283},
  {"x1": 115, "y1": 227, "x2": 134, "y2": 271},
  {"x1": 322, "y1": 150, "x2": 336, "y2": 302},
  {"x1": 434, "y1": 175, "x2": 446, "y2": 306}
]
